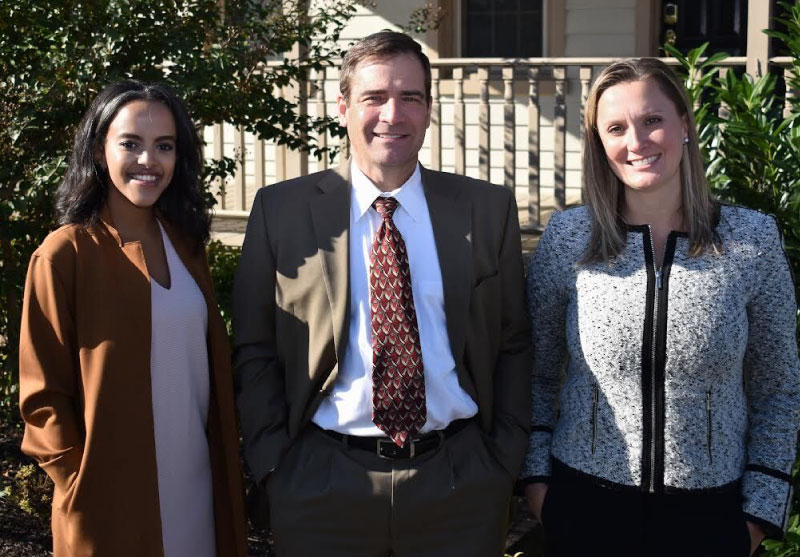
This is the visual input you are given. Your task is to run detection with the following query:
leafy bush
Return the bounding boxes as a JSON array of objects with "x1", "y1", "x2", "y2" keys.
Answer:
[
  {"x1": 3, "y1": 463, "x2": 53, "y2": 521},
  {"x1": 666, "y1": 45, "x2": 800, "y2": 304},
  {"x1": 0, "y1": 0, "x2": 358, "y2": 425},
  {"x1": 207, "y1": 240, "x2": 241, "y2": 341},
  {"x1": 667, "y1": 2, "x2": 800, "y2": 553}
]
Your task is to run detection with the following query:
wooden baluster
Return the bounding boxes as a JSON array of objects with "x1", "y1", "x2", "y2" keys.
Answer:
[
  {"x1": 235, "y1": 126, "x2": 247, "y2": 211},
  {"x1": 213, "y1": 123, "x2": 225, "y2": 209},
  {"x1": 553, "y1": 65, "x2": 567, "y2": 211},
  {"x1": 314, "y1": 68, "x2": 328, "y2": 169},
  {"x1": 478, "y1": 66, "x2": 490, "y2": 181},
  {"x1": 454, "y1": 67, "x2": 465, "y2": 175},
  {"x1": 527, "y1": 66, "x2": 540, "y2": 229},
  {"x1": 717, "y1": 67, "x2": 730, "y2": 121},
  {"x1": 431, "y1": 67, "x2": 442, "y2": 171},
  {"x1": 784, "y1": 66, "x2": 796, "y2": 119},
  {"x1": 693, "y1": 68, "x2": 703, "y2": 112},
  {"x1": 254, "y1": 136, "x2": 265, "y2": 195},
  {"x1": 579, "y1": 66, "x2": 592, "y2": 198},
  {"x1": 503, "y1": 66, "x2": 516, "y2": 193},
  {"x1": 331, "y1": 66, "x2": 349, "y2": 170},
  {"x1": 298, "y1": 79, "x2": 309, "y2": 177}
]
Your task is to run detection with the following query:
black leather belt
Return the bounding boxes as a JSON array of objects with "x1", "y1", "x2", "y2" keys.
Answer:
[{"x1": 314, "y1": 418, "x2": 473, "y2": 459}]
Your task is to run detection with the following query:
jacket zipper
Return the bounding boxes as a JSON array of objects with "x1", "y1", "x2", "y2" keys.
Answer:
[
  {"x1": 648, "y1": 227, "x2": 661, "y2": 493},
  {"x1": 706, "y1": 390, "x2": 713, "y2": 464},
  {"x1": 591, "y1": 383, "x2": 599, "y2": 455}
]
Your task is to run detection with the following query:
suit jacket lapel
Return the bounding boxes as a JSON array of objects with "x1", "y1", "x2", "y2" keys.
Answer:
[
  {"x1": 310, "y1": 166, "x2": 351, "y2": 366},
  {"x1": 420, "y1": 166, "x2": 472, "y2": 365}
]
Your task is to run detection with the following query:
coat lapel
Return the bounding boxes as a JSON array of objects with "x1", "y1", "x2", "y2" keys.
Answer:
[
  {"x1": 420, "y1": 166, "x2": 472, "y2": 364},
  {"x1": 310, "y1": 166, "x2": 351, "y2": 365}
]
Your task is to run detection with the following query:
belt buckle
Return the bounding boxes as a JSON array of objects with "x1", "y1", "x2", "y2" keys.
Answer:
[{"x1": 377, "y1": 438, "x2": 414, "y2": 459}]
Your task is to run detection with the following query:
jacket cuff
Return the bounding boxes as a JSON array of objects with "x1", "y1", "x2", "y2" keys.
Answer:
[
  {"x1": 38, "y1": 445, "x2": 83, "y2": 493},
  {"x1": 521, "y1": 427, "x2": 552, "y2": 478},
  {"x1": 514, "y1": 475, "x2": 550, "y2": 496},
  {"x1": 743, "y1": 512, "x2": 783, "y2": 541},
  {"x1": 485, "y1": 414, "x2": 530, "y2": 480},
  {"x1": 742, "y1": 465, "x2": 793, "y2": 535},
  {"x1": 244, "y1": 428, "x2": 292, "y2": 484}
]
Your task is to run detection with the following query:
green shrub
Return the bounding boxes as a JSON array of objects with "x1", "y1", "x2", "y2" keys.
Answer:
[
  {"x1": 207, "y1": 240, "x2": 241, "y2": 341},
  {"x1": 3, "y1": 463, "x2": 52, "y2": 522},
  {"x1": 667, "y1": 2, "x2": 800, "y2": 553},
  {"x1": 0, "y1": 0, "x2": 357, "y2": 426}
]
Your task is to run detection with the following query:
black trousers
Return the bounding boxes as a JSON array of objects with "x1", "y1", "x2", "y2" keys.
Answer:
[{"x1": 542, "y1": 462, "x2": 751, "y2": 557}]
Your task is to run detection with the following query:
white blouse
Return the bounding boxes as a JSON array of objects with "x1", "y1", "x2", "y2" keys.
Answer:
[{"x1": 150, "y1": 222, "x2": 216, "y2": 556}]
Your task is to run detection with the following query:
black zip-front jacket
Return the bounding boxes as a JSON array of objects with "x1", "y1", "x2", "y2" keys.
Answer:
[{"x1": 523, "y1": 205, "x2": 800, "y2": 535}]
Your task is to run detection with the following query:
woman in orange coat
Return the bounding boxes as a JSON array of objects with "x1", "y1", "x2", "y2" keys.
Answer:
[{"x1": 19, "y1": 81, "x2": 247, "y2": 556}]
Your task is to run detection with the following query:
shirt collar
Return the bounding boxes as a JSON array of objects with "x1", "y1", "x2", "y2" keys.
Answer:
[{"x1": 350, "y1": 160, "x2": 424, "y2": 223}]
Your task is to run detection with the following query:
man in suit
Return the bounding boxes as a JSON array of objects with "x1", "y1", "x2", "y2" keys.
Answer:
[{"x1": 234, "y1": 30, "x2": 531, "y2": 556}]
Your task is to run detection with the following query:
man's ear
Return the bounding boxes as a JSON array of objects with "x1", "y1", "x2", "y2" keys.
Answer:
[{"x1": 336, "y1": 94, "x2": 348, "y2": 127}]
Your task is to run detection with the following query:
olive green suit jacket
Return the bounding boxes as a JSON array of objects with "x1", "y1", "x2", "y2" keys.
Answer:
[{"x1": 233, "y1": 164, "x2": 532, "y2": 483}]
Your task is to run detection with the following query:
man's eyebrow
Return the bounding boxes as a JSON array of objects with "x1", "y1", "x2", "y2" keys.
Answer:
[
  {"x1": 358, "y1": 89, "x2": 425, "y2": 98},
  {"x1": 359, "y1": 89, "x2": 386, "y2": 97}
]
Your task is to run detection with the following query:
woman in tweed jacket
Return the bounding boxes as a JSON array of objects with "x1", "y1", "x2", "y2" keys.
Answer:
[{"x1": 522, "y1": 58, "x2": 800, "y2": 557}]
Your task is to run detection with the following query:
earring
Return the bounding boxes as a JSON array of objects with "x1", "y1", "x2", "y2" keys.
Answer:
[{"x1": 682, "y1": 137, "x2": 689, "y2": 145}]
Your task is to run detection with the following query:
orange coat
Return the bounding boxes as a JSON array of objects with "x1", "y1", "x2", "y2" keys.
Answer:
[{"x1": 18, "y1": 217, "x2": 247, "y2": 557}]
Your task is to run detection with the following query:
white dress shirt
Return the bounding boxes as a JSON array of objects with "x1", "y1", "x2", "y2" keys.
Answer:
[{"x1": 312, "y1": 161, "x2": 478, "y2": 435}]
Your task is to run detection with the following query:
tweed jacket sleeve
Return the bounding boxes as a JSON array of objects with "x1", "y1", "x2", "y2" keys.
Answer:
[
  {"x1": 740, "y1": 214, "x2": 800, "y2": 534},
  {"x1": 522, "y1": 211, "x2": 573, "y2": 481}
]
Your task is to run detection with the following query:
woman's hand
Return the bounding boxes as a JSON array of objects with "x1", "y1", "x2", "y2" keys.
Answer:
[
  {"x1": 524, "y1": 482, "x2": 549, "y2": 523},
  {"x1": 746, "y1": 521, "x2": 766, "y2": 556}
]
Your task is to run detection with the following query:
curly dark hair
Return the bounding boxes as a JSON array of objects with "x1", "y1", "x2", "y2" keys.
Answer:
[{"x1": 55, "y1": 80, "x2": 210, "y2": 253}]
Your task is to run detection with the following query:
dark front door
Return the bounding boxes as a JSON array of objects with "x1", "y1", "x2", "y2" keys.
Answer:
[{"x1": 660, "y1": 0, "x2": 748, "y2": 55}]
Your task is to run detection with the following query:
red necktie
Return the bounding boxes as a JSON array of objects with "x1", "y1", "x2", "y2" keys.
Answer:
[{"x1": 370, "y1": 197, "x2": 426, "y2": 447}]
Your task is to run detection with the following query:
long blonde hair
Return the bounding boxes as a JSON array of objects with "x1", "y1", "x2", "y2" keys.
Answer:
[{"x1": 581, "y1": 58, "x2": 718, "y2": 263}]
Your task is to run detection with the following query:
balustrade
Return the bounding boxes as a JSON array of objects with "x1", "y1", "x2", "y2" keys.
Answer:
[{"x1": 210, "y1": 55, "x2": 783, "y2": 232}]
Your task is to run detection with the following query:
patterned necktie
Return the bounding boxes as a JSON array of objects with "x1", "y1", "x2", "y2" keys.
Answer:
[{"x1": 370, "y1": 197, "x2": 426, "y2": 447}]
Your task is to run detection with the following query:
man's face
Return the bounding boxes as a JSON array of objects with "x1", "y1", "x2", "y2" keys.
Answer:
[{"x1": 337, "y1": 53, "x2": 431, "y2": 189}]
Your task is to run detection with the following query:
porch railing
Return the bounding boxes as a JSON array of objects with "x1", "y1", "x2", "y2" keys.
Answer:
[{"x1": 208, "y1": 55, "x2": 795, "y2": 232}]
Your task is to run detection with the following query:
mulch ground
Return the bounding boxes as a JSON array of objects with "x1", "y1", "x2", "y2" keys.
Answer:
[{"x1": 0, "y1": 423, "x2": 51, "y2": 556}]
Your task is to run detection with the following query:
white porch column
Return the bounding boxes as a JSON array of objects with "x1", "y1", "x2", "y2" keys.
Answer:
[{"x1": 746, "y1": 0, "x2": 774, "y2": 78}]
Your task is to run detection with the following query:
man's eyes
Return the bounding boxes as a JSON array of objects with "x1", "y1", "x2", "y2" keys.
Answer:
[{"x1": 361, "y1": 95, "x2": 423, "y2": 103}]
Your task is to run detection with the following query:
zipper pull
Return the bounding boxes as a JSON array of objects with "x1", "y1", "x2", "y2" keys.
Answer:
[{"x1": 655, "y1": 270, "x2": 663, "y2": 290}]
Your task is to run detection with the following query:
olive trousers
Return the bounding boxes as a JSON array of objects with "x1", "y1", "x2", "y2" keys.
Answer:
[{"x1": 266, "y1": 421, "x2": 514, "y2": 557}]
